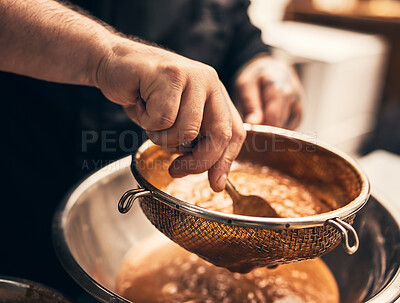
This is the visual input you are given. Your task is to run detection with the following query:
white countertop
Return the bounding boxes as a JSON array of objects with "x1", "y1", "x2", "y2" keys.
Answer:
[{"x1": 359, "y1": 149, "x2": 400, "y2": 210}]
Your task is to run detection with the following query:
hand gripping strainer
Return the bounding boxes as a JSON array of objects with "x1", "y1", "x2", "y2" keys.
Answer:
[{"x1": 118, "y1": 124, "x2": 370, "y2": 273}]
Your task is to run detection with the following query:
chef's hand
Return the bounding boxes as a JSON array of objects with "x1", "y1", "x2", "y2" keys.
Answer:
[
  {"x1": 234, "y1": 55, "x2": 303, "y2": 129},
  {"x1": 96, "y1": 38, "x2": 246, "y2": 192},
  {"x1": 0, "y1": 0, "x2": 244, "y2": 191}
]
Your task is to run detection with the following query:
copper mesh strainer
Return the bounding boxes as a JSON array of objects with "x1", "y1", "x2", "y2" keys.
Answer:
[{"x1": 118, "y1": 124, "x2": 370, "y2": 273}]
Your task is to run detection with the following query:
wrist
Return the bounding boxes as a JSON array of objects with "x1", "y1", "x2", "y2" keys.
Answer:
[
  {"x1": 93, "y1": 35, "x2": 146, "y2": 89},
  {"x1": 87, "y1": 31, "x2": 121, "y2": 88}
]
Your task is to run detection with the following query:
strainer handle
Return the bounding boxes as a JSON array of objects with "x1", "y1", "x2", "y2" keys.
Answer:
[
  {"x1": 118, "y1": 188, "x2": 152, "y2": 214},
  {"x1": 326, "y1": 218, "x2": 359, "y2": 255}
]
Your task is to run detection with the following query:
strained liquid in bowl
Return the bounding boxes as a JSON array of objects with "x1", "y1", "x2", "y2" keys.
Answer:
[
  {"x1": 117, "y1": 160, "x2": 340, "y2": 302},
  {"x1": 164, "y1": 161, "x2": 337, "y2": 217},
  {"x1": 116, "y1": 239, "x2": 339, "y2": 303}
]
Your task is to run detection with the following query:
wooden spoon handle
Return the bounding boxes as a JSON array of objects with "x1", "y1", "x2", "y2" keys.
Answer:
[{"x1": 225, "y1": 179, "x2": 241, "y2": 203}]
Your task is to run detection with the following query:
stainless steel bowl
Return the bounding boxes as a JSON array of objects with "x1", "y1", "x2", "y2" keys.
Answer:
[{"x1": 53, "y1": 156, "x2": 400, "y2": 303}]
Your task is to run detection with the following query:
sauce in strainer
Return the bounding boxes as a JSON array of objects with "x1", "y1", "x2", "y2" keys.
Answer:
[{"x1": 164, "y1": 161, "x2": 336, "y2": 217}]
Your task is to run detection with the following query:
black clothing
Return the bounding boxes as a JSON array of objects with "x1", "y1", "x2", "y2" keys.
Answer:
[
  {"x1": 76, "y1": 0, "x2": 270, "y2": 87},
  {"x1": 0, "y1": 0, "x2": 269, "y2": 299}
]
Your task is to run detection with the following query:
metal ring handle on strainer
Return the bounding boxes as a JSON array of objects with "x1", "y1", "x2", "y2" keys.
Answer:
[
  {"x1": 326, "y1": 217, "x2": 359, "y2": 254},
  {"x1": 118, "y1": 138, "x2": 199, "y2": 213}
]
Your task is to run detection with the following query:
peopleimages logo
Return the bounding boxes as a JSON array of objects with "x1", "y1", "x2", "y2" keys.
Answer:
[
  {"x1": 81, "y1": 129, "x2": 147, "y2": 153},
  {"x1": 80, "y1": 129, "x2": 318, "y2": 170},
  {"x1": 81, "y1": 129, "x2": 318, "y2": 153}
]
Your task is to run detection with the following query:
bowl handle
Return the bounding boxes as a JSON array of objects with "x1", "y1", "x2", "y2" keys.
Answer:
[
  {"x1": 326, "y1": 218, "x2": 359, "y2": 255},
  {"x1": 118, "y1": 188, "x2": 152, "y2": 214}
]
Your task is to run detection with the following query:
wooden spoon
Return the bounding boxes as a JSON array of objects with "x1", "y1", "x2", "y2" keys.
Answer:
[
  {"x1": 225, "y1": 179, "x2": 279, "y2": 218},
  {"x1": 177, "y1": 139, "x2": 279, "y2": 218}
]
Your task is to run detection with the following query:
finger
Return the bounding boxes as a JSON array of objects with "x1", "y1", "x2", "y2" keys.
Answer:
[
  {"x1": 139, "y1": 84, "x2": 182, "y2": 131},
  {"x1": 285, "y1": 95, "x2": 302, "y2": 130},
  {"x1": 260, "y1": 77, "x2": 289, "y2": 127},
  {"x1": 169, "y1": 85, "x2": 232, "y2": 180},
  {"x1": 147, "y1": 82, "x2": 206, "y2": 147},
  {"x1": 284, "y1": 73, "x2": 303, "y2": 129},
  {"x1": 235, "y1": 76, "x2": 263, "y2": 124},
  {"x1": 208, "y1": 86, "x2": 246, "y2": 192}
]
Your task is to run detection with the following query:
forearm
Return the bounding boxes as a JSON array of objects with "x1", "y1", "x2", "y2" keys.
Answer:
[
  {"x1": 0, "y1": 0, "x2": 115, "y2": 86},
  {"x1": 0, "y1": 0, "x2": 246, "y2": 191}
]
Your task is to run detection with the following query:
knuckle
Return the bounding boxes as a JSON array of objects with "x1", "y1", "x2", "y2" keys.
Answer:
[
  {"x1": 152, "y1": 112, "x2": 175, "y2": 129},
  {"x1": 202, "y1": 64, "x2": 219, "y2": 80},
  {"x1": 209, "y1": 66, "x2": 219, "y2": 78},
  {"x1": 217, "y1": 127, "x2": 233, "y2": 144},
  {"x1": 160, "y1": 65, "x2": 184, "y2": 89}
]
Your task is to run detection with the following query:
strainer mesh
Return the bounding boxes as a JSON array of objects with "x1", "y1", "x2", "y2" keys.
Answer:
[{"x1": 140, "y1": 196, "x2": 355, "y2": 272}]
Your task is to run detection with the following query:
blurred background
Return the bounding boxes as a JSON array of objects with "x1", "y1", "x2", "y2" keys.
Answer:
[
  {"x1": 249, "y1": 0, "x2": 400, "y2": 219},
  {"x1": 250, "y1": 0, "x2": 400, "y2": 157}
]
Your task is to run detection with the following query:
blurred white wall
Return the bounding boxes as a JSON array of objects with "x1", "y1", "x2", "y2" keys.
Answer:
[
  {"x1": 248, "y1": 0, "x2": 290, "y2": 27},
  {"x1": 248, "y1": 0, "x2": 388, "y2": 156}
]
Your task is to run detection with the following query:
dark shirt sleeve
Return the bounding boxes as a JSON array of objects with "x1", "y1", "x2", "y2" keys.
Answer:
[
  {"x1": 71, "y1": 0, "x2": 270, "y2": 91},
  {"x1": 218, "y1": 0, "x2": 271, "y2": 90}
]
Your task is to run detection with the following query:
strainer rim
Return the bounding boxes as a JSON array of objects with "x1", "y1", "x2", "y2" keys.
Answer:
[{"x1": 131, "y1": 124, "x2": 370, "y2": 229}]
